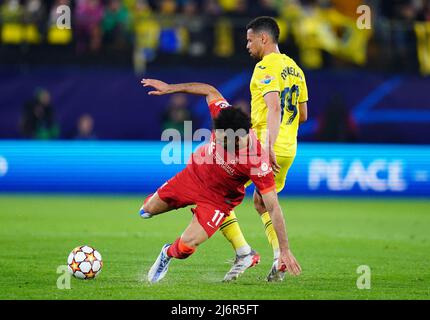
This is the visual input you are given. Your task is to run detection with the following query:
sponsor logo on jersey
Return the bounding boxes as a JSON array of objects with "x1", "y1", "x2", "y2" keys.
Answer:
[
  {"x1": 257, "y1": 65, "x2": 266, "y2": 70},
  {"x1": 256, "y1": 162, "x2": 273, "y2": 177},
  {"x1": 214, "y1": 151, "x2": 236, "y2": 176},
  {"x1": 261, "y1": 162, "x2": 269, "y2": 172},
  {"x1": 260, "y1": 75, "x2": 275, "y2": 85}
]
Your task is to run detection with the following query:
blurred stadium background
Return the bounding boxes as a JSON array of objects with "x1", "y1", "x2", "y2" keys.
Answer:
[
  {"x1": 0, "y1": 0, "x2": 429, "y2": 195},
  {"x1": 0, "y1": 0, "x2": 429, "y2": 300}
]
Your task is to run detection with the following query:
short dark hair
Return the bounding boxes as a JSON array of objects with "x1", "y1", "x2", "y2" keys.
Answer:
[
  {"x1": 213, "y1": 107, "x2": 251, "y2": 135},
  {"x1": 246, "y1": 16, "x2": 280, "y2": 43}
]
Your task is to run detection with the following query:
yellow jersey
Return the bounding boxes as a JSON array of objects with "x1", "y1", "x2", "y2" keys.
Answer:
[{"x1": 250, "y1": 52, "x2": 308, "y2": 157}]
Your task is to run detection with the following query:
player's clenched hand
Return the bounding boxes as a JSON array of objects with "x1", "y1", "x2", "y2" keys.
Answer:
[
  {"x1": 141, "y1": 79, "x2": 171, "y2": 95},
  {"x1": 279, "y1": 249, "x2": 302, "y2": 276}
]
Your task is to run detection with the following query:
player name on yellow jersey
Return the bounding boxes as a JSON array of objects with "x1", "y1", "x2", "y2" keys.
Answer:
[{"x1": 281, "y1": 66, "x2": 303, "y2": 80}]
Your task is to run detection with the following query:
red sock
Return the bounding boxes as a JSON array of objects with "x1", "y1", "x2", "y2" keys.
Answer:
[{"x1": 167, "y1": 238, "x2": 196, "y2": 259}]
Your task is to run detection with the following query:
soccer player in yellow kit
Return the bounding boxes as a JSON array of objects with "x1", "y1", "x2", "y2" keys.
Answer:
[{"x1": 222, "y1": 16, "x2": 308, "y2": 282}]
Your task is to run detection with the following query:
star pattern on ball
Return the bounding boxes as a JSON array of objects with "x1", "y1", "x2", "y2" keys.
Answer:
[
  {"x1": 85, "y1": 252, "x2": 96, "y2": 263},
  {"x1": 70, "y1": 260, "x2": 80, "y2": 272},
  {"x1": 68, "y1": 246, "x2": 103, "y2": 280},
  {"x1": 72, "y1": 246, "x2": 82, "y2": 254},
  {"x1": 86, "y1": 270, "x2": 96, "y2": 279}
]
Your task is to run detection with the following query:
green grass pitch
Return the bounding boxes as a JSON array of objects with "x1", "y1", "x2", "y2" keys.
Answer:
[{"x1": 0, "y1": 195, "x2": 429, "y2": 300}]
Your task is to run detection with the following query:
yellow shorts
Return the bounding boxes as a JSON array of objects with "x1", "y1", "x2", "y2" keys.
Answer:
[{"x1": 246, "y1": 155, "x2": 295, "y2": 193}]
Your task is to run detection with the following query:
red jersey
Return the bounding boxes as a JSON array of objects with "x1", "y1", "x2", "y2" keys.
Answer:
[{"x1": 185, "y1": 99, "x2": 276, "y2": 210}]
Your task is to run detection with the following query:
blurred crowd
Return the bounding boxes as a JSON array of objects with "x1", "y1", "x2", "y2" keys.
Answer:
[
  {"x1": 18, "y1": 85, "x2": 252, "y2": 141},
  {"x1": 380, "y1": 0, "x2": 430, "y2": 21},
  {"x1": 1, "y1": 1, "x2": 430, "y2": 74},
  {"x1": 20, "y1": 88, "x2": 98, "y2": 140},
  {"x1": 4, "y1": 1, "x2": 427, "y2": 143},
  {"x1": 2, "y1": 0, "x2": 430, "y2": 24},
  {"x1": 19, "y1": 86, "x2": 362, "y2": 143}
]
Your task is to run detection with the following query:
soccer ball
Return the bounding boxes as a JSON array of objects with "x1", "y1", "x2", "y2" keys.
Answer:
[{"x1": 67, "y1": 245, "x2": 103, "y2": 280}]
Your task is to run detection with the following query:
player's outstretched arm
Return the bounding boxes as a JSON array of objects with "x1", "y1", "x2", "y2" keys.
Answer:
[
  {"x1": 141, "y1": 78, "x2": 224, "y2": 104},
  {"x1": 261, "y1": 190, "x2": 302, "y2": 276}
]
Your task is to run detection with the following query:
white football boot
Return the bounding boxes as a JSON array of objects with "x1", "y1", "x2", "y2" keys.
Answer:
[
  {"x1": 223, "y1": 249, "x2": 260, "y2": 282},
  {"x1": 148, "y1": 244, "x2": 171, "y2": 283},
  {"x1": 139, "y1": 206, "x2": 152, "y2": 219},
  {"x1": 266, "y1": 257, "x2": 286, "y2": 282}
]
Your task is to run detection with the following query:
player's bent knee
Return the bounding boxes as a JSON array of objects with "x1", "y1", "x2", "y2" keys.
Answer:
[{"x1": 253, "y1": 198, "x2": 266, "y2": 215}]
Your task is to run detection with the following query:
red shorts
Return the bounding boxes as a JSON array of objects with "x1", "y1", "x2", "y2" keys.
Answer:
[{"x1": 156, "y1": 168, "x2": 230, "y2": 237}]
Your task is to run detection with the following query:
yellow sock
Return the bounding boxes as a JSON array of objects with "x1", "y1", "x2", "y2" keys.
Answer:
[
  {"x1": 261, "y1": 212, "x2": 279, "y2": 257},
  {"x1": 220, "y1": 211, "x2": 251, "y2": 255}
]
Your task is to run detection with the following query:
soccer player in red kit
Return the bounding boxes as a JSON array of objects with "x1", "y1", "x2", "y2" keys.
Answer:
[{"x1": 139, "y1": 79, "x2": 301, "y2": 283}]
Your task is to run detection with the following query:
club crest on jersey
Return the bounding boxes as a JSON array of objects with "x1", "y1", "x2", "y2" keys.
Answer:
[{"x1": 260, "y1": 75, "x2": 275, "y2": 85}]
